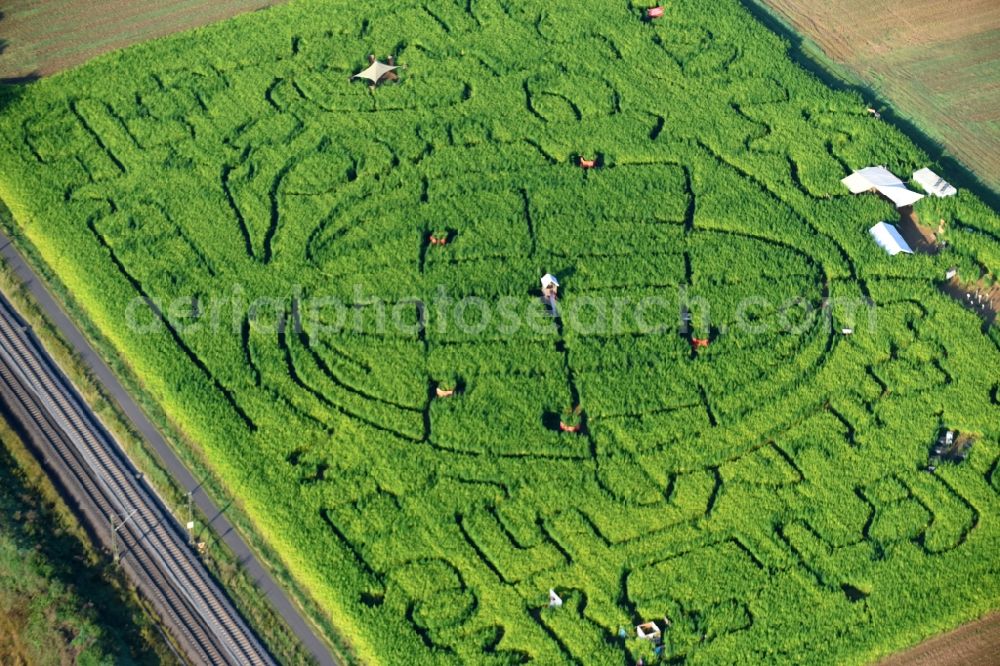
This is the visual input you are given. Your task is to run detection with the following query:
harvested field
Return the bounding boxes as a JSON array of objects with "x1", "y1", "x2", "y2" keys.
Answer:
[
  {"x1": 0, "y1": 0, "x2": 284, "y2": 80},
  {"x1": 760, "y1": 0, "x2": 1000, "y2": 195},
  {"x1": 878, "y1": 611, "x2": 1000, "y2": 666}
]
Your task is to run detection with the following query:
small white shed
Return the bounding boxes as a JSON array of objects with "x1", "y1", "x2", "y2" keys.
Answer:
[
  {"x1": 869, "y1": 222, "x2": 913, "y2": 256},
  {"x1": 636, "y1": 621, "x2": 661, "y2": 640},
  {"x1": 912, "y1": 168, "x2": 957, "y2": 198}
]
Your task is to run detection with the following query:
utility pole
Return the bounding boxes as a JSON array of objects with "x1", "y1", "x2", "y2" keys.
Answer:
[
  {"x1": 110, "y1": 513, "x2": 118, "y2": 565},
  {"x1": 111, "y1": 507, "x2": 140, "y2": 566},
  {"x1": 186, "y1": 490, "x2": 195, "y2": 546}
]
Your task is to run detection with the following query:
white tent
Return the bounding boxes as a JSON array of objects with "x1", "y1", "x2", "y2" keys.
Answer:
[
  {"x1": 869, "y1": 222, "x2": 913, "y2": 256},
  {"x1": 912, "y1": 167, "x2": 957, "y2": 198},
  {"x1": 352, "y1": 61, "x2": 399, "y2": 84},
  {"x1": 842, "y1": 166, "x2": 924, "y2": 208},
  {"x1": 541, "y1": 274, "x2": 560, "y2": 290}
]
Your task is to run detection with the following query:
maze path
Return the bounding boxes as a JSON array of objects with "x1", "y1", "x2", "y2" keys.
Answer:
[{"x1": 2, "y1": 0, "x2": 999, "y2": 662}]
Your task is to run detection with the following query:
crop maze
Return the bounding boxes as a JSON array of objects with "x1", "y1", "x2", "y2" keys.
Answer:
[{"x1": 4, "y1": 0, "x2": 999, "y2": 662}]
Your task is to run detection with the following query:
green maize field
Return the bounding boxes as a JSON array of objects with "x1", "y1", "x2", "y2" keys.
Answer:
[{"x1": 0, "y1": 0, "x2": 999, "y2": 663}]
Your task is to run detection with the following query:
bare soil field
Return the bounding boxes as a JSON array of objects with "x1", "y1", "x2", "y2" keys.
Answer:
[
  {"x1": 878, "y1": 611, "x2": 1000, "y2": 666},
  {"x1": 897, "y1": 206, "x2": 940, "y2": 255},
  {"x1": 0, "y1": 0, "x2": 284, "y2": 80},
  {"x1": 762, "y1": 0, "x2": 1000, "y2": 194},
  {"x1": 941, "y1": 275, "x2": 1000, "y2": 328}
]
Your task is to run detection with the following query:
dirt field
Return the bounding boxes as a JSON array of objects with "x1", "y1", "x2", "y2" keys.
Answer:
[
  {"x1": 897, "y1": 206, "x2": 939, "y2": 254},
  {"x1": 0, "y1": 0, "x2": 284, "y2": 80},
  {"x1": 940, "y1": 275, "x2": 1000, "y2": 328},
  {"x1": 878, "y1": 611, "x2": 1000, "y2": 666},
  {"x1": 761, "y1": 0, "x2": 1000, "y2": 195}
]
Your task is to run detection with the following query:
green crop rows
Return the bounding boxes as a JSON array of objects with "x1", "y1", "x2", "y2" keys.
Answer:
[{"x1": 1, "y1": 0, "x2": 999, "y2": 663}]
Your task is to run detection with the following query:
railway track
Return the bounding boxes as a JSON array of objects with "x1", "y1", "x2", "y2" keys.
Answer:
[{"x1": 0, "y1": 293, "x2": 275, "y2": 666}]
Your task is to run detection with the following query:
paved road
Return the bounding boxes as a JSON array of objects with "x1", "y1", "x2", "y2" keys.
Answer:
[{"x1": 0, "y1": 229, "x2": 336, "y2": 666}]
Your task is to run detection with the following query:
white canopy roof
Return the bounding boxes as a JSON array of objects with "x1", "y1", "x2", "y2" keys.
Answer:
[
  {"x1": 912, "y1": 167, "x2": 957, "y2": 197},
  {"x1": 842, "y1": 166, "x2": 924, "y2": 208},
  {"x1": 869, "y1": 222, "x2": 913, "y2": 256},
  {"x1": 352, "y1": 61, "x2": 399, "y2": 83},
  {"x1": 541, "y1": 273, "x2": 559, "y2": 289}
]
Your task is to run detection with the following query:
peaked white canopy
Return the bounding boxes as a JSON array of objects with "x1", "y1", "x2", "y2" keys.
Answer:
[
  {"x1": 352, "y1": 61, "x2": 399, "y2": 83},
  {"x1": 869, "y1": 222, "x2": 913, "y2": 256},
  {"x1": 541, "y1": 273, "x2": 560, "y2": 289},
  {"x1": 912, "y1": 167, "x2": 957, "y2": 198},
  {"x1": 842, "y1": 166, "x2": 924, "y2": 208}
]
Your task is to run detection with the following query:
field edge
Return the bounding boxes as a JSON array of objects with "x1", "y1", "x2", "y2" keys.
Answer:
[
  {"x1": 0, "y1": 191, "x2": 359, "y2": 665},
  {"x1": 741, "y1": 0, "x2": 1000, "y2": 211}
]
